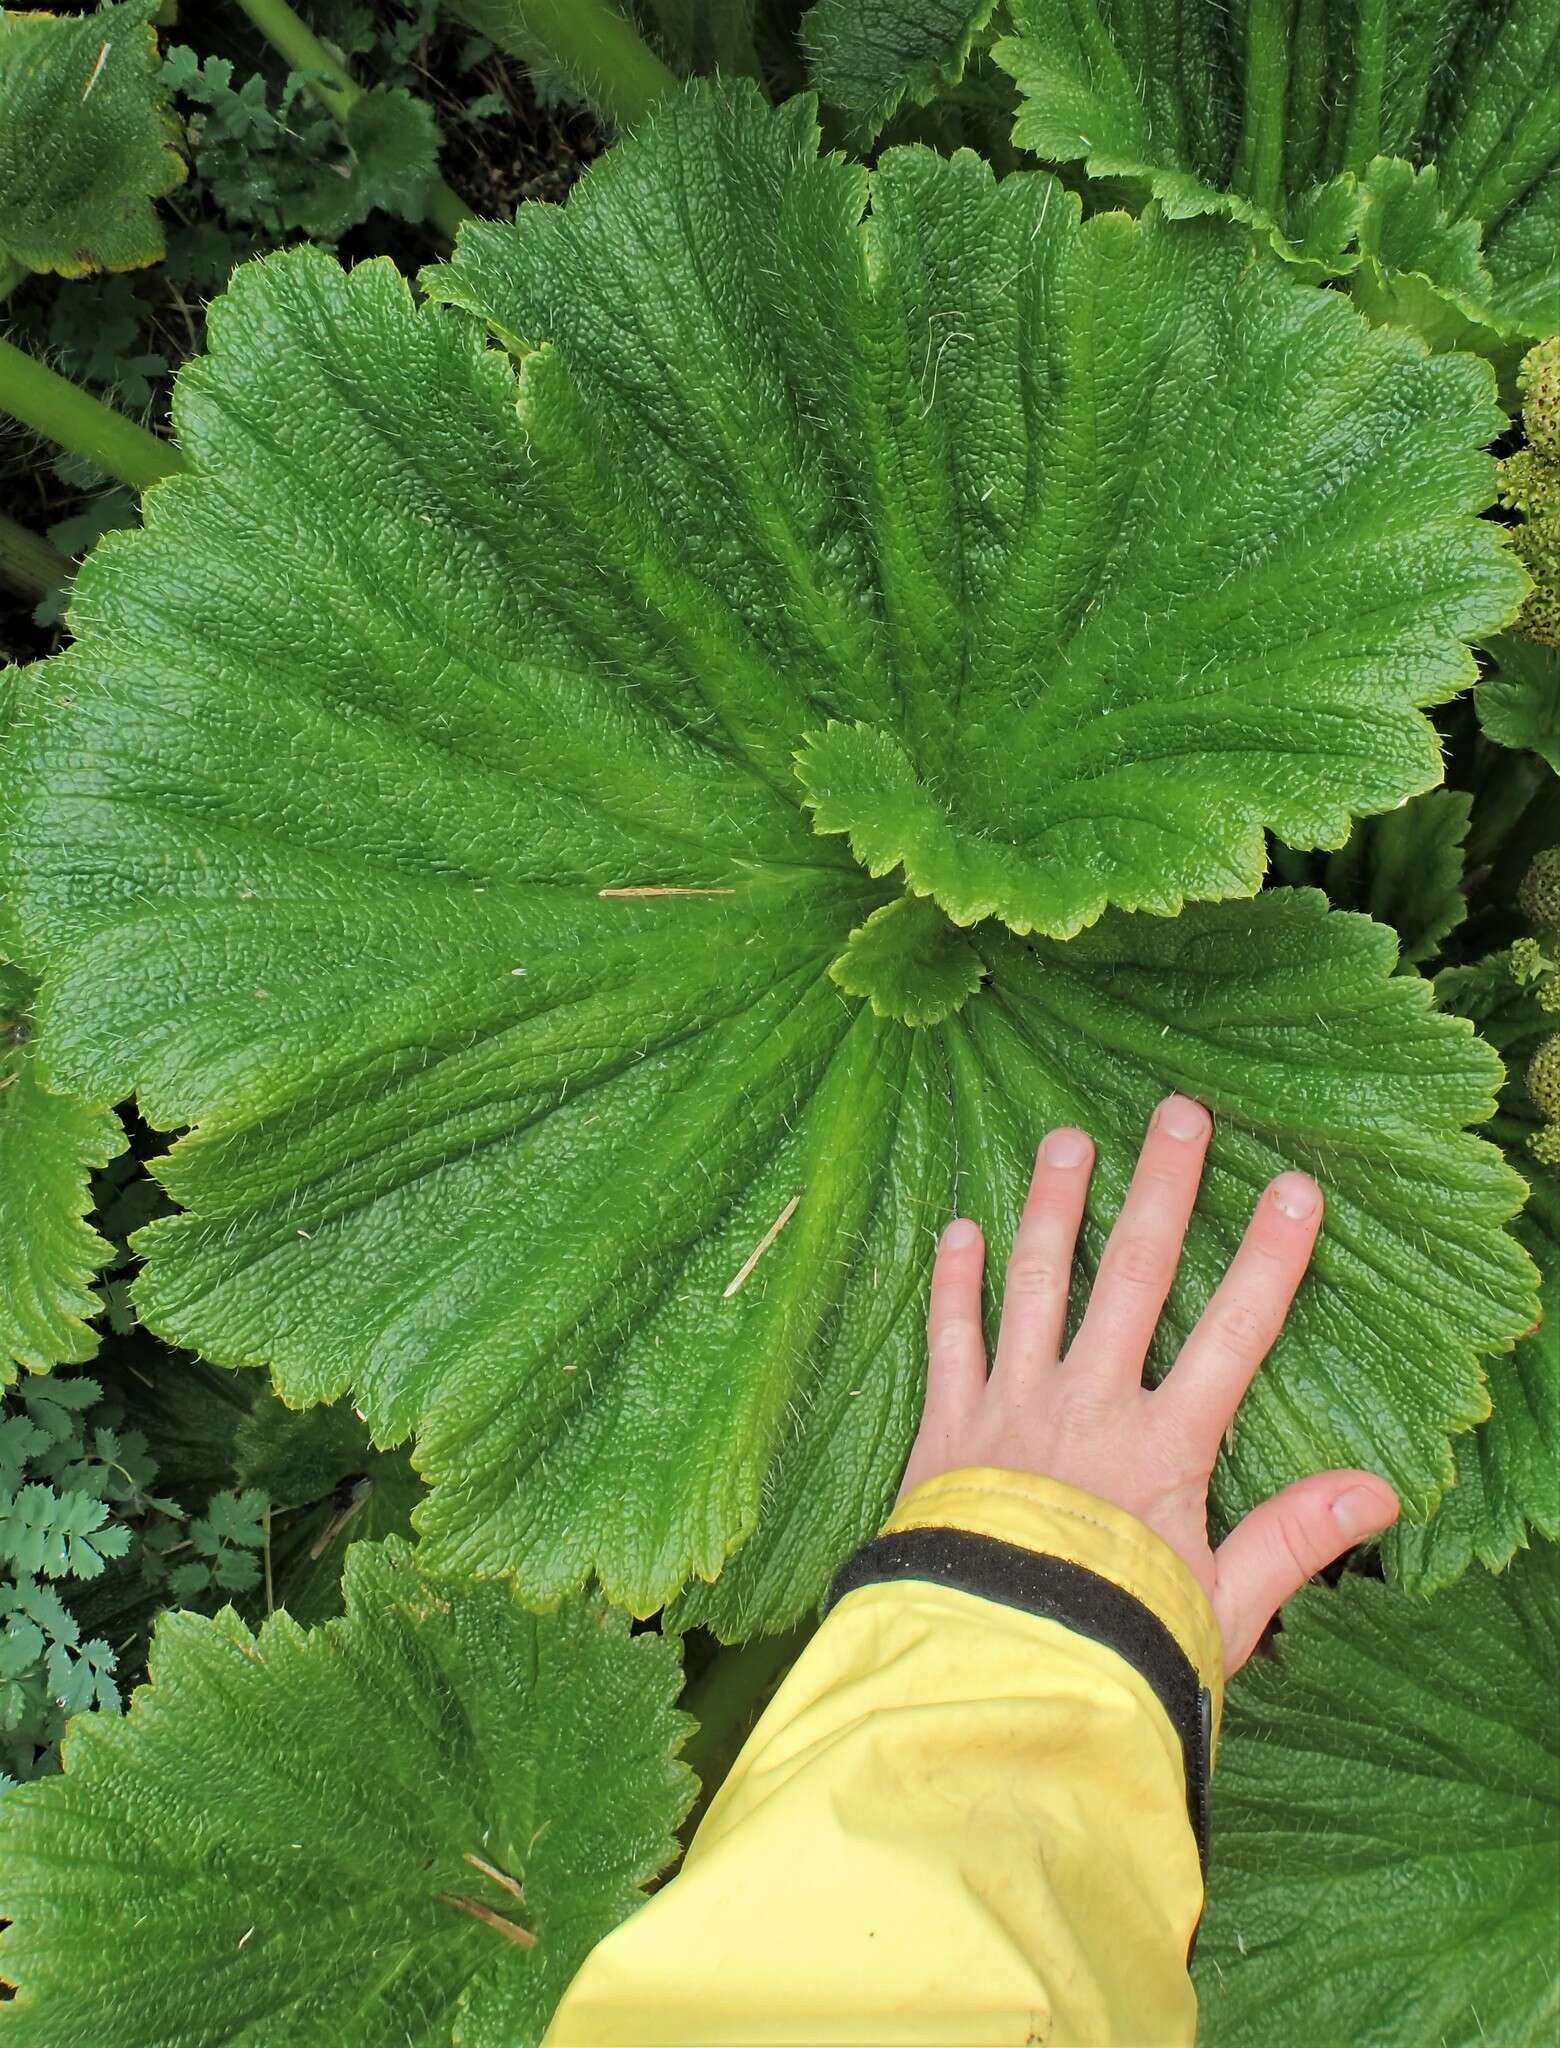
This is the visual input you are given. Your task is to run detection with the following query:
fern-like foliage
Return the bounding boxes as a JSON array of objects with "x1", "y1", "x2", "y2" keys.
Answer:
[{"x1": 0, "y1": 1362, "x2": 274, "y2": 1782}]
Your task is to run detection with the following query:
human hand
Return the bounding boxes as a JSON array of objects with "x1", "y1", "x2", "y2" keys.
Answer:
[{"x1": 898, "y1": 1095, "x2": 1400, "y2": 1674}]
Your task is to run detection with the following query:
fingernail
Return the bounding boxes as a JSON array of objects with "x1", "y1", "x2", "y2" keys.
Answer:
[
  {"x1": 1157, "y1": 1094, "x2": 1209, "y2": 1141},
  {"x1": 1042, "y1": 1127, "x2": 1091, "y2": 1168},
  {"x1": 1271, "y1": 1172, "x2": 1321, "y2": 1221},
  {"x1": 943, "y1": 1217, "x2": 979, "y2": 1250},
  {"x1": 1331, "y1": 1483, "x2": 1397, "y2": 1539}
]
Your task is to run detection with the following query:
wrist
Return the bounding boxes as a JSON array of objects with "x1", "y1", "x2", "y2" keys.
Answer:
[{"x1": 883, "y1": 1464, "x2": 1225, "y2": 1738}]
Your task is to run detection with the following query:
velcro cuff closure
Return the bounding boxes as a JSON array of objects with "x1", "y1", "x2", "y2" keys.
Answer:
[{"x1": 827, "y1": 1523, "x2": 1213, "y2": 1884}]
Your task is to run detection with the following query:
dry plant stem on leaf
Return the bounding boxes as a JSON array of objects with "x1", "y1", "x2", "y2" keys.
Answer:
[{"x1": 903, "y1": 1094, "x2": 1400, "y2": 1673}]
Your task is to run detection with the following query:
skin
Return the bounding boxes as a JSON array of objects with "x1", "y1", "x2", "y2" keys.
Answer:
[{"x1": 900, "y1": 1093, "x2": 1401, "y2": 1675}]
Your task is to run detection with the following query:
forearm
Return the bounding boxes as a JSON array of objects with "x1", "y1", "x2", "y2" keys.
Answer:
[{"x1": 544, "y1": 1468, "x2": 1223, "y2": 2047}]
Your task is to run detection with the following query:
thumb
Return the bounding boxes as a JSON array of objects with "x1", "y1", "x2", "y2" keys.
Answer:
[{"x1": 1212, "y1": 1469, "x2": 1399, "y2": 1674}]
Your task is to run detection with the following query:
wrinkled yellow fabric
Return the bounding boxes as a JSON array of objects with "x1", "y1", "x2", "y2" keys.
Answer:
[{"x1": 544, "y1": 1466, "x2": 1226, "y2": 2048}]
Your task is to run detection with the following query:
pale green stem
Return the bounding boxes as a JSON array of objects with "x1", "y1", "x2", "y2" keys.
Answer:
[
  {"x1": 1337, "y1": 0, "x2": 1386, "y2": 176},
  {"x1": 0, "y1": 509, "x2": 68, "y2": 603},
  {"x1": 230, "y1": 0, "x2": 477, "y2": 244},
  {"x1": 0, "y1": 333, "x2": 182, "y2": 494},
  {"x1": 1230, "y1": 0, "x2": 1292, "y2": 218},
  {"x1": 446, "y1": 0, "x2": 678, "y2": 131}
]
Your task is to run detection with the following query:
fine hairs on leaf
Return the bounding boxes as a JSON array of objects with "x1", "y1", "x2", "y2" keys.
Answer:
[
  {"x1": 0, "y1": 1539, "x2": 696, "y2": 2048},
  {"x1": 0, "y1": 0, "x2": 185, "y2": 278},
  {"x1": 1196, "y1": 1542, "x2": 1560, "y2": 2047},
  {"x1": 0, "y1": 20, "x2": 1555, "y2": 2048},
  {"x1": 995, "y1": 0, "x2": 1560, "y2": 350},
  {"x1": 3, "y1": 84, "x2": 1537, "y2": 1642}
]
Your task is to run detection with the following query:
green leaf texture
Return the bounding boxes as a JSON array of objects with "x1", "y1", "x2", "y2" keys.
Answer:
[
  {"x1": 996, "y1": 0, "x2": 1560, "y2": 343},
  {"x1": 0, "y1": 964, "x2": 122, "y2": 1379},
  {"x1": 1480, "y1": 634, "x2": 1560, "y2": 771},
  {"x1": 1196, "y1": 1542, "x2": 1560, "y2": 2047},
  {"x1": 801, "y1": 0, "x2": 999, "y2": 147},
  {"x1": 0, "y1": 1540, "x2": 695, "y2": 2046},
  {"x1": 1383, "y1": 955, "x2": 1560, "y2": 1590},
  {"x1": 3, "y1": 87, "x2": 1536, "y2": 1635},
  {"x1": 1311, "y1": 786, "x2": 1472, "y2": 967},
  {"x1": 0, "y1": 0, "x2": 183, "y2": 277},
  {"x1": 2, "y1": 651, "x2": 121, "y2": 1378}
]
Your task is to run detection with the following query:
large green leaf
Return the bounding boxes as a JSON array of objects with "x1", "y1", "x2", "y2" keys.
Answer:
[
  {"x1": 3, "y1": 86, "x2": 1536, "y2": 1637},
  {"x1": 995, "y1": 0, "x2": 1560, "y2": 347},
  {"x1": 0, "y1": 1539, "x2": 695, "y2": 2045},
  {"x1": 1196, "y1": 1541, "x2": 1560, "y2": 2047},
  {"x1": 0, "y1": 0, "x2": 183, "y2": 277}
]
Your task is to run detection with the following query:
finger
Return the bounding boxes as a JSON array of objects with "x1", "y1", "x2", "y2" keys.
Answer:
[
  {"x1": 1212, "y1": 1470, "x2": 1399, "y2": 1672},
  {"x1": 922, "y1": 1217, "x2": 989, "y2": 1423},
  {"x1": 1154, "y1": 1171, "x2": 1323, "y2": 1461},
  {"x1": 992, "y1": 1127, "x2": 1095, "y2": 1382},
  {"x1": 1069, "y1": 1094, "x2": 1211, "y2": 1384}
]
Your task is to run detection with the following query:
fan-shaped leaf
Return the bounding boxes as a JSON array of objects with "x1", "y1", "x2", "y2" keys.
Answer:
[
  {"x1": 0, "y1": 1540, "x2": 695, "y2": 2046},
  {"x1": 0, "y1": 0, "x2": 183, "y2": 277},
  {"x1": 4, "y1": 86, "x2": 1536, "y2": 1637},
  {"x1": 995, "y1": 0, "x2": 1560, "y2": 346},
  {"x1": 1196, "y1": 1542, "x2": 1560, "y2": 2047}
]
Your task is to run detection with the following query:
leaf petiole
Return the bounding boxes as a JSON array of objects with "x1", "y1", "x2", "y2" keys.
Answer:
[
  {"x1": 443, "y1": 0, "x2": 678, "y2": 131},
  {"x1": 0, "y1": 332, "x2": 180, "y2": 494}
]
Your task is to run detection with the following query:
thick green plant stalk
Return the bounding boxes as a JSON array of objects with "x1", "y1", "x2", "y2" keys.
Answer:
[
  {"x1": 0, "y1": 334, "x2": 179, "y2": 494},
  {"x1": 230, "y1": 0, "x2": 476, "y2": 244},
  {"x1": 446, "y1": 0, "x2": 678, "y2": 130},
  {"x1": 0, "y1": 510, "x2": 66, "y2": 602}
]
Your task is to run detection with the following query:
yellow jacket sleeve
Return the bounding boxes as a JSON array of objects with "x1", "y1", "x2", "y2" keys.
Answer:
[{"x1": 543, "y1": 1466, "x2": 1227, "y2": 2048}]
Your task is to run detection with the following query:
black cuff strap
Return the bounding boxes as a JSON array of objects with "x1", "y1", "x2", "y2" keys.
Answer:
[{"x1": 826, "y1": 1525, "x2": 1213, "y2": 1892}]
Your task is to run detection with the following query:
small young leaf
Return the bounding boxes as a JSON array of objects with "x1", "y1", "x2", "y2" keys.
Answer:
[
  {"x1": 1480, "y1": 636, "x2": 1560, "y2": 771},
  {"x1": 827, "y1": 892, "x2": 986, "y2": 1025}
]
